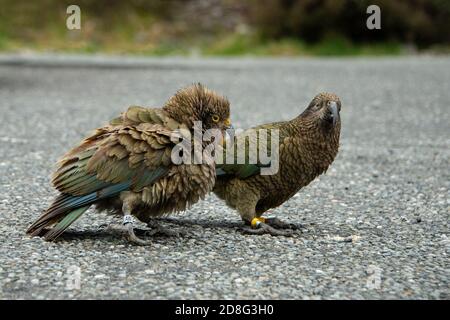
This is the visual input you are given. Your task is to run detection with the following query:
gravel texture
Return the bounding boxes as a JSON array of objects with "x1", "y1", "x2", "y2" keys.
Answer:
[{"x1": 0, "y1": 54, "x2": 448, "y2": 299}]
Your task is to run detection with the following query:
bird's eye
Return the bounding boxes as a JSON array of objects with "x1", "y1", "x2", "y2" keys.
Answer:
[{"x1": 212, "y1": 115, "x2": 220, "y2": 122}]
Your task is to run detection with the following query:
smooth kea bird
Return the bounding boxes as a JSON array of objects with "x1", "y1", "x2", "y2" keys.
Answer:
[
  {"x1": 26, "y1": 84, "x2": 232, "y2": 245},
  {"x1": 214, "y1": 93, "x2": 341, "y2": 236}
]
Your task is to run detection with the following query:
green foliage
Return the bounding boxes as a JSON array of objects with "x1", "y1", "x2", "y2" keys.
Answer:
[
  {"x1": 206, "y1": 34, "x2": 400, "y2": 56},
  {"x1": 249, "y1": 0, "x2": 450, "y2": 47},
  {"x1": 0, "y1": 0, "x2": 447, "y2": 55}
]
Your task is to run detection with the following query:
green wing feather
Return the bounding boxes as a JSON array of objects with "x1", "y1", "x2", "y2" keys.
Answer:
[
  {"x1": 216, "y1": 122, "x2": 282, "y2": 179},
  {"x1": 42, "y1": 205, "x2": 89, "y2": 241},
  {"x1": 27, "y1": 106, "x2": 177, "y2": 240}
]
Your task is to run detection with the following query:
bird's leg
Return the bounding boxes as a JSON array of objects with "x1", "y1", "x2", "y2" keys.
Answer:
[
  {"x1": 122, "y1": 216, "x2": 152, "y2": 245},
  {"x1": 120, "y1": 203, "x2": 152, "y2": 246},
  {"x1": 105, "y1": 223, "x2": 151, "y2": 236},
  {"x1": 236, "y1": 194, "x2": 294, "y2": 237},
  {"x1": 241, "y1": 217, "x2": 294, "y2": 237}
]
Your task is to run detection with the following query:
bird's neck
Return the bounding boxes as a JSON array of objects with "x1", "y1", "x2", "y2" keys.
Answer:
[
  {"x1": 287, "y1": 116, "x2": 341, "y2": 168},
  {"x1": 291, "y1": 114, "x2": 340, "y2": 140}
]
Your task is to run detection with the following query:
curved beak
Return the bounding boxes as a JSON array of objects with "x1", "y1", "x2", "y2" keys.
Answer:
[
  {"x1": 224, "y1": 118, "x2": 233, "y2": 129},
  {"x1": 328, "y1": 101, "x2": 340, "y2": 126},
  {"x1": 220, "y1": 118, "x2": 233, "y2": 147}
]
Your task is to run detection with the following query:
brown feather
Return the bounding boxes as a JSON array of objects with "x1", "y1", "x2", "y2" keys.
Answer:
[
  {"x1": 27, "y1": 84, "x2": 231, "y2": 241},
  {"x1": 214, "y1": 93, "x2": 341, "y2": 223}
]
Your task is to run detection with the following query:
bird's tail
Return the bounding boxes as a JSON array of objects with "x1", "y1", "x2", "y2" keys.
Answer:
[
  {"x1": 27, "y1": 182, "x2": 131, "y2": 241},
  {"x1": 26, "y1": 194, "x2": 91, "y2": 241}
]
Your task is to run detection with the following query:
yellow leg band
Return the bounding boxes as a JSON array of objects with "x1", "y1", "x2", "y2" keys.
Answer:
[{"x1": 251, "y1": 217, "x2": 266, "y2": 228}]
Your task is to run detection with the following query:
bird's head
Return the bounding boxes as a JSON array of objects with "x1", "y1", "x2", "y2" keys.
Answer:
[
  {"x1": 302, "y1": 92, "x2": 341, "y2": 130},
  {"x1": 163, "y1": 83, "x2": 232, "y2": 132}
]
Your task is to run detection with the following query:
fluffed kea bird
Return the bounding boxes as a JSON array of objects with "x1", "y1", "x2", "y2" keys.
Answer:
[
  {"x1": 214, "y1": 93, "x2": 341, "y2": 236},
  {"x1": 27, "y1": 84, "x2": 232, "y2": 245}
]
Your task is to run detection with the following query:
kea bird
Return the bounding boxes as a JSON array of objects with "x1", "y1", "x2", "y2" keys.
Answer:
[
  {"x1": 27, "y1": 84, "x2": 232, "y2": 245},
  {"x1": 214, "y1": 93, "x2": 341, "y2": 236}
]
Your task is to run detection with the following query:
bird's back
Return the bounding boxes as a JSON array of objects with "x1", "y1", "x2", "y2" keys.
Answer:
[{"x1": 214, "y1": 115, "x2": 340, "y2": 215}]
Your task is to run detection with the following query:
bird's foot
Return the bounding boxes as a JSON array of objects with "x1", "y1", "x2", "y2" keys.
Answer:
[
  {"x1": 264, "y1": 217, "x2": 300, "y2": 230},
  {"x1": 240, "y1": 217, "x2": 294, "y2": 237},
  {"x1": 146, "y1": 226, "x2": 186, "y2": 237},
  {"x1": 124, "y1": 223, "x2": 152, "y2": 246},
  {"x1": 144, "y1": 223, "x2": 185, "y2": 237},
  {"x1": 107, "y1": 215, "x2": 152, "y2": 245}
]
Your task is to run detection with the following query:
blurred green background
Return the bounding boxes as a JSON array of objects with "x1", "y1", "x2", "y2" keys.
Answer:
[{"x1": 1, "y1": 0, "x2": 449, "y2": 56}]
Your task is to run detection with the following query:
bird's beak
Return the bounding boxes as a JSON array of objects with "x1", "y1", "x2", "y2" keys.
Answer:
[
  {"x1": 328, "y1": 101, "x2": 340, "y2": 126},
  {"x1": 224, "y1": 118, "x2": 233, "y2": 129},
  {"x1": 218, "y1": 119, "x2": 233, "y2": 147},
  {"x1": 219, "y1": 118, "x2": 233, "y2": 147}
]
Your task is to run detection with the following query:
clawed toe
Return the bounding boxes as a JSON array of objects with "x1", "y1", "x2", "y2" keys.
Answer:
[
  {"x1": 124, "y1": 224, "x2": 152, "y2": 245},
  {"x1": 265, "y1": 217, "x2": 300, "y2": 230},
  {"x1": 106, "y1": 224, "x2": 152, "y2": 245},
  {"x1": 146, "y1": 220, "x2": 186, "y2": 237},
  {"x1": 107, "y1": 221, "x2": 183, "y2": 244},
  {"x1": 240, "y1": 222, "x2": 294, "y2": 237},
  {"x1": 144, "y1": 226, "x2": 185, "y2": 237},
  {"x1": 132, "y1": 227, "x2": 153, "y2": 236}
]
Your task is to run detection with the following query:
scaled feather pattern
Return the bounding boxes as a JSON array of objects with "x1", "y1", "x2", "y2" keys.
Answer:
[
  {"x1": 214, "y1": 93, "x2": 341, "y2": 225},
  {"x1": 27, "y1": 84, "x2": 231, "y2": 241}
]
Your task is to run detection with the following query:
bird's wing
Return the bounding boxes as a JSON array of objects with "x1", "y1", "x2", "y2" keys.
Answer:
[
  {"x1": 27, "y1": 107, "x2": 182, "y2": 237},
  {"x1": 216, "y1": 122, "x2": 284, "y2": 179},
  {"x1": 109, "y1": 105, "x2": 181, "y2": 129},
  {"x1": 53, "y1": 106, "x2": 183, "y2": 196}
]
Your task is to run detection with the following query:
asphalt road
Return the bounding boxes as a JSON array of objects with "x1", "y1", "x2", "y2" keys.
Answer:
[{"x1": 0, "y1": 54, "x2": 448, "y2": 299}]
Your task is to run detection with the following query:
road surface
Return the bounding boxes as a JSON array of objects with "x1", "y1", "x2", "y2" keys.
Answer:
[{"x1": 0, "y1": 54, "x2": 448, "y2": 299}]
